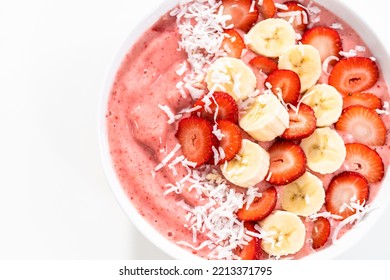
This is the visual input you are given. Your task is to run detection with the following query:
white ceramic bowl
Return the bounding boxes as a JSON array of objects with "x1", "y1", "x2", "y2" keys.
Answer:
[{"x1": 99, "y1": 0, "x2": 390, "y2": 260}]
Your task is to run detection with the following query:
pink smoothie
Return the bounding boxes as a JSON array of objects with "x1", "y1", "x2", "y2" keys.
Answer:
[{"x1": 106, "y1": 0, "x2": 390, "y2": 259}]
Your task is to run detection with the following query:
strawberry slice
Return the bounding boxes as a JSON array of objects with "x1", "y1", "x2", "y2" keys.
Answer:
[
  {"x1": 281, "y1": 103, "x2": 317, "y2": 140},
  {"x1": 312, "y1": 217, "x2": 331, "y2": 249},
  {"x1": 266, "y1": 142, "x2": 307, "y2": 186},
  {"x1": 278, "y1": 1, "x2": 309, "y2": 32},
  {"x1": 175, "y1": 116, "x2": 214, "y2": 167},
  {"x1": 237, "y1": 187, "x2": 277, "y2": 221},
  {"x1": 236, "y1": 222, "x2": 262, "y2": 260},
  {"x1": 265, "y1": 69, "x2": 301, "y2": 105},
  {"x1": 192, "y1": 91, "x2": 239, "y2": 123},
  {"x1": 325, "y1": 171, "x2": 370, "y2": 220},
  {"x1": 342, "y1": 92, "x2": 382, "y2": 110},
  {"x1": 328, "y1": 57, "x2": 379, "y2": 96},
  {"x1": 301, "y1": 26, "x2": 342, "y2": 62},
  {"x1": 221, "y1": 29, "x2": 246, "y2": 59},
  {"x1": 335, "y1": 105, "x2": 386, "y2": 146},
  {"x1": 217, "y1": 120, "x2": 242, "y2": 163},
  {"x1": 249, "y1": 55, "x2": 278, "y2": 75},
  {"x1": 222, "y1": 0, "x2": 259, "y2": 32},
  {"x1": 345, "y1": 143, "x2": 384, "y2": 183},
  {"x1": 259, "y1": 0, "x2": 276, "y2": 19}
]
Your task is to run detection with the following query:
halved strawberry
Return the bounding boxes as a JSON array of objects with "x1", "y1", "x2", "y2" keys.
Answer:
[
  {"x1": 335, "y1": 105, "x2": 386, "y2": 146},
  {"x1": 192, "y1": 91, "x2": 239, "y2": 123},
  {"x1": 265, "y1": 69, "x2": 301, "y2": 105},
  {"x1": 266, "y1": 142, "x2": 307, "y2": 186},
  {"x1": 312, "y1": 217, "x2": 331, "y2": 249},
  {"x1": 278, "y1": 1, "x2": 309, "y2": 32},
  {"x1": 342, "y1": 92, "x2": 382, "y2": 110},
  {"x1": 281, "y1": 103, "x2": 317, "y2": 140},
  {"x1": 301, "y1": 26, "x2": 342, "y2": 62},
  {"x1": 328, "y1": 57, "x2": 379, "y2": 96},
  {"x1": 249, "y1": 55, "x2": 278, "y2": 75},
  {"x1": 222, "y1": 0, "x2": 259, "y2": 32},
  {"x1": 237, "y1": 187, "x2": 277, "y2": 221},
  {"x1": 217, "y1": 120, "x2": 242, "y2": 163},
  {"x1": 236, "y1": 222, "x2": 262, "y2": 260},
  {"x1": 175, "y1": 116, "x2": 213, "y2": 167},
  {"x1": 221, "y1": 29, "x2": 246, "y2": 59},
  {"x1": 326, "y1": 171, "x2": 370, "y2": 220},
  {"x1": 345, "y1": 143, "x2": 384, "y2": 183},
  {"x1": 259, "y1": 0, "x2": 276, "y2": 19}
]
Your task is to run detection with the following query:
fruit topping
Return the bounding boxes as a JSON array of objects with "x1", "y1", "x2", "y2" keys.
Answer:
[
  {"x1": 328, "y1": 57, "x2": 379, "y2": 96},
  {"x1": 281, "y1": 103, "x2": 317, "y2": 140},
  {"x1": 342, "y1": 92, "x2": 382, "y2": 110},
  {"x1": 217, "y1": 120, "x2": 242, "y2": 163},
  {"x1": 277, "y1": 1, "x2": 309, "y2": 32},
  {"x1": 344, "y1": 143, "x2": 384, "y2": 183},
  {"x1": 221, "y1": 29, "x2": 246, "y2": 59},
  {"x1": 175, "y1": 116, "x2": 214, "y2": 166},
  {"x1": 192, "y1": 91, "x2": 239, "y2": 123},
  {"x1": 259, "y1": 0, "x2": 276, "y2": 19},
  {"x1": 301, "y1": 26, "x2": 342, "y2": 62},
  {"x1": 237, "y1": 186, "x2": 277, "y2": 221},
  {"x1": 236, "y1": 222, "x2": 262, "y2": 260},
  {"x1": 266, "y1": 141, "x2": 307, "y2": 186},
  {"x1": 222, "y1": 0, "x2": 259, "y2": 32},
  {"x1": 249, "y1": 55, "x2": 278, "y2": 75},
  {"x1": 312, "y1": 217, "x2": 331, "y2": 249},
  {"x1": 335, "y1": 105, "x2": 386, "y2": 146},
  {"x1": 325, "y1": 171, "x2": 370, "y2": 220},
  {"x1": 265, "y1": 69, "x2": 301, "y2": 105},
  {"x1": 281, "y1": 172, "x2": 325, "y2": 217}
]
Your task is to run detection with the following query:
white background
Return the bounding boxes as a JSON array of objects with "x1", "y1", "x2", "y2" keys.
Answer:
[{"x1": 0, "y1": 0, "x2": 389, "y2": 260}]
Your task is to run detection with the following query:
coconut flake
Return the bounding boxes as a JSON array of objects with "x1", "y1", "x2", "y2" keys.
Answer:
[
  {"x1": 332, "y1": 202, "x2": 375, "y2": 244},
  {"x1": 155, "y1": 143, "x2": 181, "y2": 171},
  {"x1": 339, "y1": 49, "x2": 358, "y2": 58},
  {"x1": 275, "y1": 3, "x2": 288, "y2": 10},
  {"x1": 322, "y1": 55, "x2": 339, "y2": 75},
  {"x1": 330, "y1": 22, "x2": 343, "y2": 30}
]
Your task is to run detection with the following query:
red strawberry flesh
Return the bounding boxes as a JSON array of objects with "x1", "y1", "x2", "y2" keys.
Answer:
[
  {"x1": 335, "y1": 105, "x2": 386, "y2": 146},
  {"x1": 259, "y1": 0, "x2": 276, "y2": 19},
  {"x1": 175, "y1": 116, "x2": 214, "y2": 167},
  {"x1": 325, "y1": 171, "x2": 369, "y2": 220},
  {"x1": 237, "y1": 222, "x2": 262, "y2": 260},
  {"x1": 222, "y1": 0, "x2": 259, "y2": 32},
  {"x1": 267, "y1": 142, "x2": 307, "y2": 186},
  {"x1": 237, "y1": 187, "x2": 277, "y2": 221},
  {"x1": 192, "y1": 91, "x2": 239, "y2": 123},
  {"x1": 217, "y1": 120, "x2": 242, "y2": 163},
  {"x1": 301, "y1": 26, "x2": 342, "y2": 62},
  {"x1": 342, "y1": 92, "x2": 382, "y2": 110},
  {"x1": 345, "y1": 143, "x2": 384, "y2": 183},
  {"x1": 312, "y1": 217, "x2": 331, "y2": 249},
  {"x1": 222, "y1": 29, "x2": 246, "y2": 59},
  {"x1": 328, "y1": 57, "x2": 379, "y2": 96},
  {"x1": 278, "y1": 1, "x2": 309, "y2": 32},
  {"x1": 281, "y1": 103, "x2": 317, "y2": 140},
  {"x1": 265, "y1": 69, "x2": 301, "y2": 105},
  {"x1": 249, "y1": 55, "x2": 278, "y2": 75}
]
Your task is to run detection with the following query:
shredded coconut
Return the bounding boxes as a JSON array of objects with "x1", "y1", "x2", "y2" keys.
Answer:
[{"x1": 322, "y1": 55, "x2": 339, "y2": 75}]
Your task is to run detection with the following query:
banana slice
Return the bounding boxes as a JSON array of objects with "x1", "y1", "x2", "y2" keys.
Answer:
[
  {"x1": 205, "y1": 57, "x2": 256, "y2": 101},
  {"x1": 279, "y1": 44, "x2": 322, "y2": 93},
  {"x1": 300, "y1": 127, "x2": 346, "y2": 174},
  {"x1": 239, "y1": 93, "x2": 289, "y2": 141},
  {"x1": 302, "y1": 84, "x2": 343, "y2": 127},
  {"x1": 221, "y1": 139, "x2": 270, "y2": 188},
  {"x1": 247, "y1": 18, "x2": 296, "y2": 58},
  {"x1": 259, "y1": 210, "x2": 305, "y2": 257},
  {"x1": 281, "y1": 172, "x2": 325, "y2": 217}
]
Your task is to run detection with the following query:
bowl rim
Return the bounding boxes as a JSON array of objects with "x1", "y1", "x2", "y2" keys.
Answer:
[{"x1": 98, "y1": 0, "x2": 390, "y2": 260}]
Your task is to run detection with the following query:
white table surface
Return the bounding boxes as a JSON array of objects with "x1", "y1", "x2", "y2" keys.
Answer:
[{"x1": 0, "y1": 0, "x2": 389, "y2": 260}]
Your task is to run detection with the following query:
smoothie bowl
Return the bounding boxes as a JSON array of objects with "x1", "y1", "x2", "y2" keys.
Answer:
[{"x1": 99, "y1": 0, "x2": 390, "y2": 260}]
